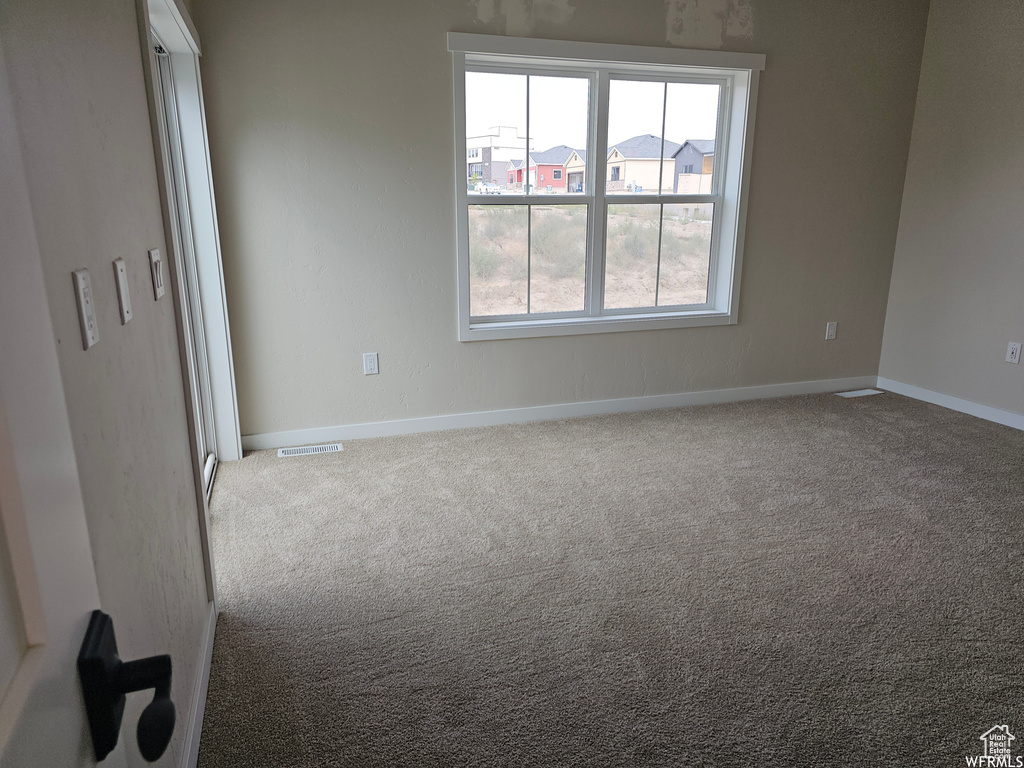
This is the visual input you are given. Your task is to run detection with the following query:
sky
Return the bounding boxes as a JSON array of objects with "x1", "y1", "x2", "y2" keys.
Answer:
[{"x1": 465, "y1": 72, "x2": 720, "y2": 154}]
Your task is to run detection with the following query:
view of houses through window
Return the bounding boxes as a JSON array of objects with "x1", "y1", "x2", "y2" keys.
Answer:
[{"x1": 465, "y1": 70, "x2": 720, "y2": 318}]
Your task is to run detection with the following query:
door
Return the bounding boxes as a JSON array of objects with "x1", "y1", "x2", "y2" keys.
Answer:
[
  {"x1": 0, "y1": 44, "x2": 124, "y2": 766},
  {"x1": 151, "y1": 40, "x2": 219, "y2": 497}
]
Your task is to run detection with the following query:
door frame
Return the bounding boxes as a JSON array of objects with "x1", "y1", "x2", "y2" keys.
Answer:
[
  {"x1": 135, "y1": 0, "x2": 238, "y2": 603},
  {"x1": 152, "y1": 34, "x2": 220, "y2": 496},
  {"x1": 138, "y1": 0, "x2": 241, "y2": 468}
]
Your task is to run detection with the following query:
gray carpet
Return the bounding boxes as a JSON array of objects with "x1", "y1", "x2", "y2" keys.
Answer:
[{"x1": 198, "y1": 393, "x2": 1024, "y2": 767}]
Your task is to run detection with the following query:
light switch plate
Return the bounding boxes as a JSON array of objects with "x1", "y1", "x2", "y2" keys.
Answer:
[
  {"x1": 72, "y1": 269, "x2": 100, "y2": 350},
  {"x1": 1007, "y1": 342, "x2": 1021, "y2": 365},
  {"x1": 825, "y1": 321, "x2": 837, "y2": 341},
  {"x1": 149, "y1": 249, "x2": 165, "y2": 300},
  {"x1": 113, "y1": 258, "x2": 132, "y2": 324}
]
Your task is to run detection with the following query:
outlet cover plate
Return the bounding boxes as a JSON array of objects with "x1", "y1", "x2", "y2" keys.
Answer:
[
  {"x1": 363, "y1": 352, "x2": 379, "y2": 375},
  {"x1": 1007, "y1": 342, "x2": 1021, "y2": 364}
]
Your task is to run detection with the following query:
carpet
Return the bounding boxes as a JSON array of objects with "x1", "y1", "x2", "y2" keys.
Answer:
[{"x1": 198, "y1": 393, "x2": 1024, "y2": 767}]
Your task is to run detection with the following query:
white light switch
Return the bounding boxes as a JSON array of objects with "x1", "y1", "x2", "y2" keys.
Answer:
[
  {"x1": 149, "y1": 249, "x2": 165, "y2": 300},
  {"x1": 825, "y1": 321, "x2": 837, "y2": 341},
  {"x1": 113, "y1": 258, "x2": 132, "y2": 324},
  {"x1": 72, "y1": 269, "x2": 100, "y2": 350},
  {"x1": 1007, "y1": 342, "x2": 1021, "y2": 365}
]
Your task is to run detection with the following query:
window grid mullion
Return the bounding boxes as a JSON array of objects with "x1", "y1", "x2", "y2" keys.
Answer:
[
  {"x1": 526, "y1": 205, "x2": 531, "y2": 314},
  {"x1": 589, "y1": 70, "x2": 611, "y2": 318},
  {"x1": 468, "y1": 195, "x2": 595, "y2": 205},
  {"x1": 658, "y1": 82, "x2": 667, "y2": 195},
  {"x1": 654, "y1": 204, "x2": 664, "y2": 307},
  {"x1": 524, "y1": 75, "x2": 531, "y2": 196},
  {"x1": 605, "y1": 194, "x2": 720, "y2": 205}
]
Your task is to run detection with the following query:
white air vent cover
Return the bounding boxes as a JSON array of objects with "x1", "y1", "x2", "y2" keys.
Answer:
[
  {"x1": 836, "y1": 389, "x2": 884, "y2": 398},
  {"x1": 277, "y1": 443, "x2": 343, "y2": 458}
]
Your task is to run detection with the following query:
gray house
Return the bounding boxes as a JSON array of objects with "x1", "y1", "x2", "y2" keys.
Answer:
[{"x1": 673, "y1": 139, "x2": 716, "y2": 193}]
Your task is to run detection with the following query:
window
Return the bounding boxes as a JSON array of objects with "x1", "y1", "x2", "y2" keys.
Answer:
[
  {"x1": 553, "y1": 169, "x2": 562, "y2": 180},
  {"x1": 449, "y1": 33, "x2": 764, "y2": 341}
]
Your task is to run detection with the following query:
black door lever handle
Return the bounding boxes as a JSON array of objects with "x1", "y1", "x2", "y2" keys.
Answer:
[{"x1": 78, "y1": 610, "x2": 176, "y2": 762}]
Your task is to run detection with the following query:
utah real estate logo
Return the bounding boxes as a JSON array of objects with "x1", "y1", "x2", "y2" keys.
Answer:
[{"x1": 966, "y1": 725, "x2": 1022, "y2": 767}]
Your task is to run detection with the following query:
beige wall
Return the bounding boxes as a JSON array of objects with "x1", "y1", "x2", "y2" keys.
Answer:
[
  {"x1": 677, "y1": 173, "x2": 714, "y2": 195},
  {"x1": 193, "y1": 0, "x2": 930, "y2": 438},
  {"x1": 607, "y1": 157, "x2": 674, "y2": 193},
  {"x1": 879, "y1": 0, "x2": 1024, "y2": 415},
  {"x1": 0, "y1": 1, "x2": 209, "y2": 764}
]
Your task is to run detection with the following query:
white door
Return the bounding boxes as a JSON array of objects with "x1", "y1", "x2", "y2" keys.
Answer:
[{"x1": 0, "y1": 40, "x2": 126, "y2": 767}]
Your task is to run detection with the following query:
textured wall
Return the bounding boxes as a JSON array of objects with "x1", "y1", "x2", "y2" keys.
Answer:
[
  {"x1": 194, "y1": 0, "x2": 931, "y2": 437},
  {"x1": 0, "y1": 0, "x2": 210, "y2": 764},
  {"x1": 879, "y1": 0, "x2": 1024, "y2": 415}
]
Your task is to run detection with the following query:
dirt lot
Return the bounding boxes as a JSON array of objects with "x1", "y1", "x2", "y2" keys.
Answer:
[{"x1": 468, "y1": 204, "x2": 711, "y2": 317}]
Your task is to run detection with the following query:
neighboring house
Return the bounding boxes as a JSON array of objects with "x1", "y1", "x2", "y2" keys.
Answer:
[
  {"x1": 467, "y1": 146, "x2": 483, "y2": 181},
  {"x1": 529, "y1": 144, "x2": 576, "y2": 192},
  {"x1": 505, "y1": 145, "x2": 582, "y2": 193},
  {"x1": 467, "y1": 125, "x2": 530, "y2": 186},
  {"x1": 506, "y1": 158, "x2": 526, "y2": 190},
  {"x1": 673, "y1": 139, "x2": 715, "y2": 194},
  {"x1": 606, "y1": 134, "x2": 682, "y2": 193},
  {"x1": 564, "y1": 149, "x2": 586, "y2": 192}
]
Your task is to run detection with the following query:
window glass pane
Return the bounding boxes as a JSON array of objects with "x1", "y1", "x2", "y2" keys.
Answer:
[
  {"x1": 658, "y1": 203, "x2": 713, "y2": 306},
  {"x1": 606, "y1": 80, "x2": 671, "y2": 196},
  {"x1": 466, "y1": 72, "x2": 527, "y2": 195},
  {"x1": 604, "y1": 204, "x2": 660, "y2": 309},
  {"x1": 664, "y1": 83, "x2": 720, "y2": 194},
  {"x1": 527, "y1": 76, "x2": 590, "y2": 196},
  {"x1": 469, "y1": 205, "x2": 528, "y2": 316},
  {"x1": 530, "y1": 205, "x2": 587, "y2": 313}
]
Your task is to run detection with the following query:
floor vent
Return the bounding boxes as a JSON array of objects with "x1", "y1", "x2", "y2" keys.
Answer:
[
  {"x1": 836, "y1": 389, "x2": 884, "y2": 398},
  {"x1": 277, "y1": 443, "x2": 343, "y2": 458}
]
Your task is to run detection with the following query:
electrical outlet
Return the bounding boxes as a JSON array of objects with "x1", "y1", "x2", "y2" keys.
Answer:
[
  {"x1": 825, "y1": 321, "x2": 837, "y2": 341},
  {"x1": 362, "y1": 352, "x2": 379, "y2": 375},
  {"x1": 1007, "y1": 342, "x2": 1021, "y2": 365}
]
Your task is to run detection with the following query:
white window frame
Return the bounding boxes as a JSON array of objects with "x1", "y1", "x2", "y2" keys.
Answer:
[{"x1": 448, "y1": 33, "x2": 764, "y2": 342}]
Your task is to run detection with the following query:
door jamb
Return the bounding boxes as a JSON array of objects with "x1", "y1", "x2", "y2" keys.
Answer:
[{"x1": 134, "y1": 0, "x2": 232, "y2": 605}]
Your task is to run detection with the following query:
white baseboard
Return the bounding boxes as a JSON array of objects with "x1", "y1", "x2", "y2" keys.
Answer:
[
  {"x1": 181, "y1": 600, "x2": 217, "y2": 768},
  {"x1": 876, "y1": 377, "x2": 1024, "y2": 431},
  {"x1": 242, "y1": 375, "x2": 878, "y2": 451}
]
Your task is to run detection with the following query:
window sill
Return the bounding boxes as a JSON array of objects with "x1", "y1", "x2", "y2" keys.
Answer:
[{"x1": 461, "y1": 308, "x2": 736, "y2": 341}]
